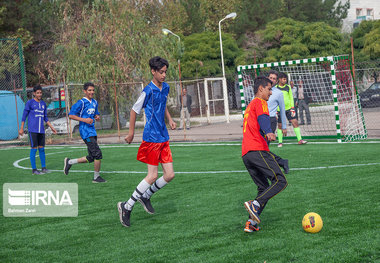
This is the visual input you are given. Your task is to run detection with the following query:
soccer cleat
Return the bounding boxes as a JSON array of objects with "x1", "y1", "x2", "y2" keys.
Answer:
[
  {"x1": 244, "y1": 220, "x2": 260, "y2": 233},
  {"x1": 138, "y1": 197, "x2": 155, "y2": 214},
  {"x1": 244, "y1": 201, "x2": 261, "y2": 224},
  {"x1": 298, "y1": 140, "x2": 308, "y2": 145},
  {"x1": 32, "y1": 169, "x2": 42, "y2": 175},
  {"x1": 278, "y1": 143, "x2": 283, "y2": 148},
  {"x1": 64, "y1": 158, "x2": 72, "y2": 175},
  {"x1": 92, "y1": 176, "x2": 107, "y2": 183},
  {"x1": 117, "y1": 202, "x2": 131, "y2": 227},
  {"x1": 41, "y1": 168, "x2": 51, "y2": 174}
]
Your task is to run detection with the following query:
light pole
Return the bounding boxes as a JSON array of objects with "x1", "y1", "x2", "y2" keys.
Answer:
[
  {"x1": 162, "y1": 28, "x2": 185, "y2": 130},
  {"x1": 218, "y1": 12, "x2": 236, "y2": 123}
]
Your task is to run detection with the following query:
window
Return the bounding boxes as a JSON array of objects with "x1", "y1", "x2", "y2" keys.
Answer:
[
  {"x1": 367, "y1": 9, "x2": 373, "y2": 16},
  {"x1": 356, "y1": 8, "x2": 362, "y2": 16}
]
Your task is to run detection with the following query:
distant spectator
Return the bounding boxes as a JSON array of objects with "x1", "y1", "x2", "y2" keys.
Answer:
[
  {"x1": 296, "y1": 79, "x2": 311, "y2": 125},
  {"x1": 178, "y1": 88, "x2": 192, "y2": 130}
]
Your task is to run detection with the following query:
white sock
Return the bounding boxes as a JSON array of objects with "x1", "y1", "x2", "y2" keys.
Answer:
[
  {"x1": 125, "y1": 179, "x2": 151, "y2": 210},
  {"x1": 253, "y1": 200, "x2": 260, "y2": 207},
  {"x1": 94, "y1": 171, "x2": 100, "y2": 180},
  {"x1": 248, "y1": 219, "x2": 258, "y2": 225},
  {"x1": 142, "y1": 176, "x2": 168, "y2": 199},
  {"x1": 68, "y1": 159, "x2": 78, "y2": 165}
]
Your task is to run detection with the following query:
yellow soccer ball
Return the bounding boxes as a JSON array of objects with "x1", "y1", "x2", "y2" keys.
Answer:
[{"x1": 302, "y1": 212, "x2": 323, "y2": 233}]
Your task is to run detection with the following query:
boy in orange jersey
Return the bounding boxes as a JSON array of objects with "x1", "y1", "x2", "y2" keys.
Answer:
[{"x1": 242, "y1": 76, "x2": 288, "y2": 233}]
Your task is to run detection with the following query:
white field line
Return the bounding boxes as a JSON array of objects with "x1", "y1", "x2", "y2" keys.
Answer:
[
  {"x1": 2, "y1": 140, "x2": 380, "y2": 151},
  {"x1": 12, "y1": 150, "x2": 380, "y2": 174}
]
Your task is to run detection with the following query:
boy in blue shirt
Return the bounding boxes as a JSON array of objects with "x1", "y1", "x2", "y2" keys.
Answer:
[
  {"x1": 118, "y1": 56, "x2": 176, "y2": 227},
  {"x1": 63, "y1": 82, "x2": 106, "y2": 183},
  {"x1": 19, "y1": 85, "x2": 57, "y2": 174}
]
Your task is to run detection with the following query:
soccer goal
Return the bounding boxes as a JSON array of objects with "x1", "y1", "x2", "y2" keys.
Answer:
[{"x1": 237, "y1": 55, "x2": 367, "y2": 142}]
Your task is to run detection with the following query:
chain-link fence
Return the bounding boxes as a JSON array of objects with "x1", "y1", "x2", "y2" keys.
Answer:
[
  {"x1": 167, "y1": 76, "x2": 239, "y2": 126},
  {"x1": 354, "y1": 60, "x2": 380, "y2": 137},
  {"x1": 0, "y1": 38, "x2": 27, "y2": 142},
  {"x1": 1, "y1": 47, "x2": 379, "y2": 144}
]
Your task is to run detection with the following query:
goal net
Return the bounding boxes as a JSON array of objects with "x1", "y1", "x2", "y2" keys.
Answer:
[{"x1": 237, "y1": 55, "x2": 367, "y2": 142}]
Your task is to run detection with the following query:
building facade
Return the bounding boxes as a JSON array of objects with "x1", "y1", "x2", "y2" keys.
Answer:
[{"x1": 341, "y1": 0, "x2": 380, "y2": 32}]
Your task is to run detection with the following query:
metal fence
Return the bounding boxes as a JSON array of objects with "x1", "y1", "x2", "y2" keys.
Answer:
[
  {"x1": 354, "y1": 60, "x2": 380, "y2": 138},
  {"x1": 0, "y1": 38, "x2": 27, "y2": 141},
  {"x1": 1, "y1": 59, "x2": 379, "y2": 144}
]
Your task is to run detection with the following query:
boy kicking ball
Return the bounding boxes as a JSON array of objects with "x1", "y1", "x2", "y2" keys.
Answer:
[
  {"x1": 242, "y1": 76, "x2": 288, "y2": 233},
  {"x1": 118, "y1": 56, "x2": 176, "y2": 227}
]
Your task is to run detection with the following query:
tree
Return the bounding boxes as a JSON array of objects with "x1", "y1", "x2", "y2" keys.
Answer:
[
  {"x1": 281, "y1": 0, "x2": 350, "y2": 27},
  {"x1": 257, "y1": 18, "x2": 344, "y2": 62},
  {"x1": 232, "y1": 0, "x2": 282, "y2": 41},
  {"x1": 200, "y1": 0, "x2": 240, "y2": 32},
  {"x1": 181, "y1": 31, "x2": 242, "y2": 78},
  {"x1": 362, "y1": 21, "x2": 380, "y2": 60},
  {"x1": 351, "y1": 20, "x2": 380, "y2": 61},
  {"x1": 44, "y1": 0, "x2": 178, "y2": 84},
  {"x1": 180, "y1": 0, "x2": 206, "y2": 35}
]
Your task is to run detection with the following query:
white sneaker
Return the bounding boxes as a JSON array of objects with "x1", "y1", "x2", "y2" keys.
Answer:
[{"x1": 278, "y1": 143, "x2": 283, "y2": 148}]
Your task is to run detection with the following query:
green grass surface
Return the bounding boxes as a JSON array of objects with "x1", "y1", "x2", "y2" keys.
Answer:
[{"x1": 1, "y1": 142, "x2": 379, "y2": 262}]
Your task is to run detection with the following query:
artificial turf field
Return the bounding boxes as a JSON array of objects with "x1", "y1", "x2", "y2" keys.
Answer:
[{"x1": 1, "y1": 141, "x2": 379, "y2": 262}]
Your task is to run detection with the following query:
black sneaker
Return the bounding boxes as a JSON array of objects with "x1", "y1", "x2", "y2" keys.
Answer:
[
  {"x1": 138, "y1": 197, "x2": 155, "y2": 214},
  {"x1": 64, "y1": 158, "x2": 72, "y2": 175},
  {"x1": 92, "y1": 176, "x2": 107, "y2": 183},
  {"x1": 32, "y1": 169, "x2": 42, "y2": 175},
  {"x1": 117, "y1": 202, "x2": 131, "y2": 227},
  {"x1": 244, "y1": 200, "x2": 261, "y2": 224},
  {"x1": 41, "y1": 168, "x2": 51, "y2": 174}
]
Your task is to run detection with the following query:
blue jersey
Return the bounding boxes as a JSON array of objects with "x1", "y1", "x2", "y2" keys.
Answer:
[
  {"x1": 22, "y1": 99, "x2": 48, "y2": 134},
  {"x1": 135, "y1": 81, "x2": 170, "y2": 143},
  {"x1": 69, "y1": 97, "x2": 99, "y2": 140}
]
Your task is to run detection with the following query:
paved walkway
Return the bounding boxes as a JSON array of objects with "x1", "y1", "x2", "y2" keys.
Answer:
[{"x1": 97, "y1": 120, "x2": 244, "y2": 144}]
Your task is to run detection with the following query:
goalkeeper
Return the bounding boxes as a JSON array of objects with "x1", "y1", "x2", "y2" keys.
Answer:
[{"x1": 276, "y1": 72, "x2": 307, "y2": 146}]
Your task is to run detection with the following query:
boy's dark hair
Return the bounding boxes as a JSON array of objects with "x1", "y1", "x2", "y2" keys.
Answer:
[
  {"x1": 253, "y1": 76, "x2": 272, "y2": 94},
  {"x1": 278, "y1": 72, "x2": 288, "y2": 80},
  {"x1": 33, "y1": 85, "x2": 42, "y2": 92},
  {"x1": 83, "y1": 82, "x2": 95, "y2": 90},
  {"x1": 149, "y1": 56, "x2": 169, "y2": 71},
  {"x1": 267, "y1": 70, "x2": 278, "y2": 78}
]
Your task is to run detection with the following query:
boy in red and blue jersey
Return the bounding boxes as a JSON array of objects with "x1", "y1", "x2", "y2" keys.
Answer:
[
  {"x1": 63, "y1": 82, "x2": 106, "y2": 183},
  {"x1": 118, "y1": 56, "x2": 176, "y2": 227},
  {"x1": 19, "y1": 85, "x2": 57, "y2": 174},
  {"x1": 242, "y1": 76, "x2": 288, "y2": 233}
]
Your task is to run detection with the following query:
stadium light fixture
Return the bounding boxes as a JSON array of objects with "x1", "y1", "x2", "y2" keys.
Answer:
[
  {"x1": 218, "y1": 12, "x2": 237, "y2": 123},
  {"x1": 162, "y1": 28, "x2": 186, "y2": 130},
  {"x1": 162, "y1": 28, "x2": 181, "y2": 42}
]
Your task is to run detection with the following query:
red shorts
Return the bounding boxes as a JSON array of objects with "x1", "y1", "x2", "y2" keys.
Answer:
[{"x1": 137, "y1": 140, "x2": 173, "y2": 166}]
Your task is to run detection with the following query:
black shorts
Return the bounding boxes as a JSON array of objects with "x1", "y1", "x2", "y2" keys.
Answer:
[
  {"x1": 83, "y1": 136, "x2": 102, "y2": 163},
  {"x1": 29, "y1": 132, "x2": 45, "y2": 148},
  {"x1": 277, "y1": 110, "x2": 297, "y2": 124}
]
